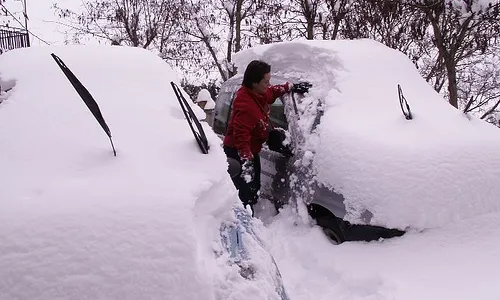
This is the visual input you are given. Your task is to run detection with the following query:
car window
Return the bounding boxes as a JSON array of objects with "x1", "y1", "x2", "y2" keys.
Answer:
[
  {"x1": 213, "y1": 84, "x2": 238, "y2": 135},
  {"x1": 269, "y1": 97, "x2": 288, "y2": 129}
]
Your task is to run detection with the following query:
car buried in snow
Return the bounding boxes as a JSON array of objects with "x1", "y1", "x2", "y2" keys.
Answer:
[
  {"x1": 212, "y1": 39, "x2": 500, "y2": 244},
  {"x1": 212, "y1": 74, "x2": 405, "y2": 244}
]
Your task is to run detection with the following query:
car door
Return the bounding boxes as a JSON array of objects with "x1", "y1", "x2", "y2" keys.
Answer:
[{"x1": 259, "y1": 97, "x2": 292, "y2": 207}]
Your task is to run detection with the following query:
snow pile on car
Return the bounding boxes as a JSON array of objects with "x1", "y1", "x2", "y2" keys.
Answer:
[
  {"x1": 0, "y1": 45, "x2": 285, "y2": 300},
  {"x1": 233, "y1": 39, "x2": 500, "y2": 229}
]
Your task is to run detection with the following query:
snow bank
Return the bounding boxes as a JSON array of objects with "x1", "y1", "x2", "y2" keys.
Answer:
[
  {"x1": 264, "y1": 206, "x2": 500, "y2": 300},
  {"x1": 196, "y1": 88, "x2": 215, "y2": 110},
  {"x1": 234, "y1": 39, "x2": 500, "y2": 229},
  {"x1": 0, "y1": 45, "x2": 230, "y2": 299},
  {"x1": 196, "y1": 88, "x2": 212, "y2": 103}
]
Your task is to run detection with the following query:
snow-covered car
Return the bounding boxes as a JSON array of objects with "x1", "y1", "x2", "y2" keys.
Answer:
[
  {"x1": 0, "y1": 46, "x2": 289, "y2": 300},
  {"x1": 213, "y1": 39, "x2": 500, "y2": 243}
]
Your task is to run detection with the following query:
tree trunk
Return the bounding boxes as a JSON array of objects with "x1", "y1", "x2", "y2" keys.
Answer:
[
  {"x1": 428, "y1": 12, "x2": 459, "y2": 108},
  {"x1": 307, "y1": 20, "x2": 314, "y2": 39},
  {"x1": 445, "y1": 59, "x2": 459, "y2": 108},
  {"x1": 331, "y1": 18, "x2": 340, "y2": 39},
  {"x1": 226, "y1": 15, "x2": 234, "y2": 68},
  {"x1": 235, "y1": 0, "x2": 243, "y2": 52},
  {"x1": 207, "y1": 36, "x2": 227, "y2": 82},
  {"x1": 303, "y1": 0, "x2": 315, "y2": 39},
  {"x1": 197, "y1": 21, "x2": 227, "y2": 81}
]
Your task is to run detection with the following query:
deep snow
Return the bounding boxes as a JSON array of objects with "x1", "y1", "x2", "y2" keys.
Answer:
[{"x1": 257, "y1": 205, "x2": 500, "y2": 300}]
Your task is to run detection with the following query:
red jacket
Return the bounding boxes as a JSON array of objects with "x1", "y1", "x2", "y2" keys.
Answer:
[{"x1": 223, "y1": 84, "x2": 289, "y2": 159}]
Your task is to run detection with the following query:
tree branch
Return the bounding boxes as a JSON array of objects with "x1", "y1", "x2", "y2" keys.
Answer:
[{"x1": 480, "y1": 97, "x2": 500, "y2": 119}]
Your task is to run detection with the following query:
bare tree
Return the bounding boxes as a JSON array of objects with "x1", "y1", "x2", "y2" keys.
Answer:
[
  {"x1": 461, "y1": 48, "x2": 500, "y2": 120},
  {"x1": 170, "y1": 0, "x2": 259, "y2": 81},
  {"x1": 219, "y1": 0, "x2": 258, "y2": 77},
  {"x1": 343, "y1": 0, "x2": 429, "y2": 56},
  {"x1": 253, "y1": 0, "x2": 290, "y2": 43},
  {"x1": 255, "y1": 0, "x2": 328, "y2": 40},
  {"x1": 407, "y1": 0, "x2": 500, "y2": 108},
  {"x1": 168, "y1": 0, "x2": 227, "y2": 81},
  {"x1": 321, "y1": 0, "x2": 352, "y2": 39},
  {"x1": 254, "y1": 0, "x2": 351, "y2": 42},
  {"x1": 341, "y1": 0, "x2": 500, "y2": 115},
  {"x1": 284, "y1": 0, "x2": 325, "y2": 39},
  {"x1": 54, "y1": 0, "x2": 184, "y2": 49}
]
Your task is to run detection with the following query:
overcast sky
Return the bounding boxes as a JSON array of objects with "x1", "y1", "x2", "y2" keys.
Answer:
[{"x1": 3, "y1": 0, "x2": 78, "y2": 46}]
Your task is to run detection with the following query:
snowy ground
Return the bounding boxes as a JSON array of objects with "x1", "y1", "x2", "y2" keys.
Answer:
[{"x1": 254, "y1": 200, "x2": 500, "y2": 300}]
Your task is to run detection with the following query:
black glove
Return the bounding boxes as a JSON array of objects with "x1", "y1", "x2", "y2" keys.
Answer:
[
  {"x1": 267, "y1": 129, "x2": 293, "y2": 157},
  {"x1": 227, "y1": 157, "x2": 242, "y2": 179},
  {"x1": 291, "y1": 81, "x2": 312, "y2": 94},
  {"x1": 241, "y1": 159, "x2": 254, "y2": 183}
]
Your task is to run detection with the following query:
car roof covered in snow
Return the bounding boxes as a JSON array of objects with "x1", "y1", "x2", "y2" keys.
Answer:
[
  {"x1": 0, "y1": 45, "x2": 231, "y2": 299},
  {"x1": 233, "y1": 39, "x2": 500, "y2": 229}
]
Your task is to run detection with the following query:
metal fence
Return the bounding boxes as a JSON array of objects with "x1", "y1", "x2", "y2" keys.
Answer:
[{"x1": 0, "y1": 26, "x2": 30, "y2": 52}]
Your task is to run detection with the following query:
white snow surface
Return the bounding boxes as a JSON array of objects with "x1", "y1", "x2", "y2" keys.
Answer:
[
  {"x1": 256, "y1": 205, "x2": 500, "y2": 300},
  {"x1": 234, "y1": 39, "x2": 500, "y2": 229},
  {"x1": 0, "y1": 45, "x2": 251, "y2": 300}
]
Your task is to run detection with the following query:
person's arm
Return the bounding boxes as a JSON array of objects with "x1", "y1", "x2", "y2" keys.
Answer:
[{"x1": 267, "y1": 83, "x2": 292, "y2": 104}]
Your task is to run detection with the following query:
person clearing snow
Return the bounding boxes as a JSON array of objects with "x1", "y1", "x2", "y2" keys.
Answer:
[
  {"x1": 222, "y1": 60, "x2": 312, "y2": 216},
  {"x1": 223, "y1": 60, "x2": 291, "y2": 214}
]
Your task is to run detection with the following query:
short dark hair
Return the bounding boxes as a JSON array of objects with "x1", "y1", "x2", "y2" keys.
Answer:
[{"x1": 242, "y1": 60, "x2": 271, "y2": 88}]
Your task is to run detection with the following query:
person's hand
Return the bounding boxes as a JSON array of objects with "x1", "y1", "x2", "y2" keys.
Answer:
[
  {"x1": 292, "y1": 81, "x2": 312, "y2": 94},
  {"x1": 241, "y1": 159, "x2": 254, "y2": 183},
  {"x1": 239, "y1": 149, "x2": 253, "y2": 161}
]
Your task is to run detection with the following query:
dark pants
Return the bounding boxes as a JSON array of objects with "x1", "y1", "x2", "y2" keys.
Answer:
[{"x1": 224, "y1": 146, "x2": 261, "y2": 206}]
